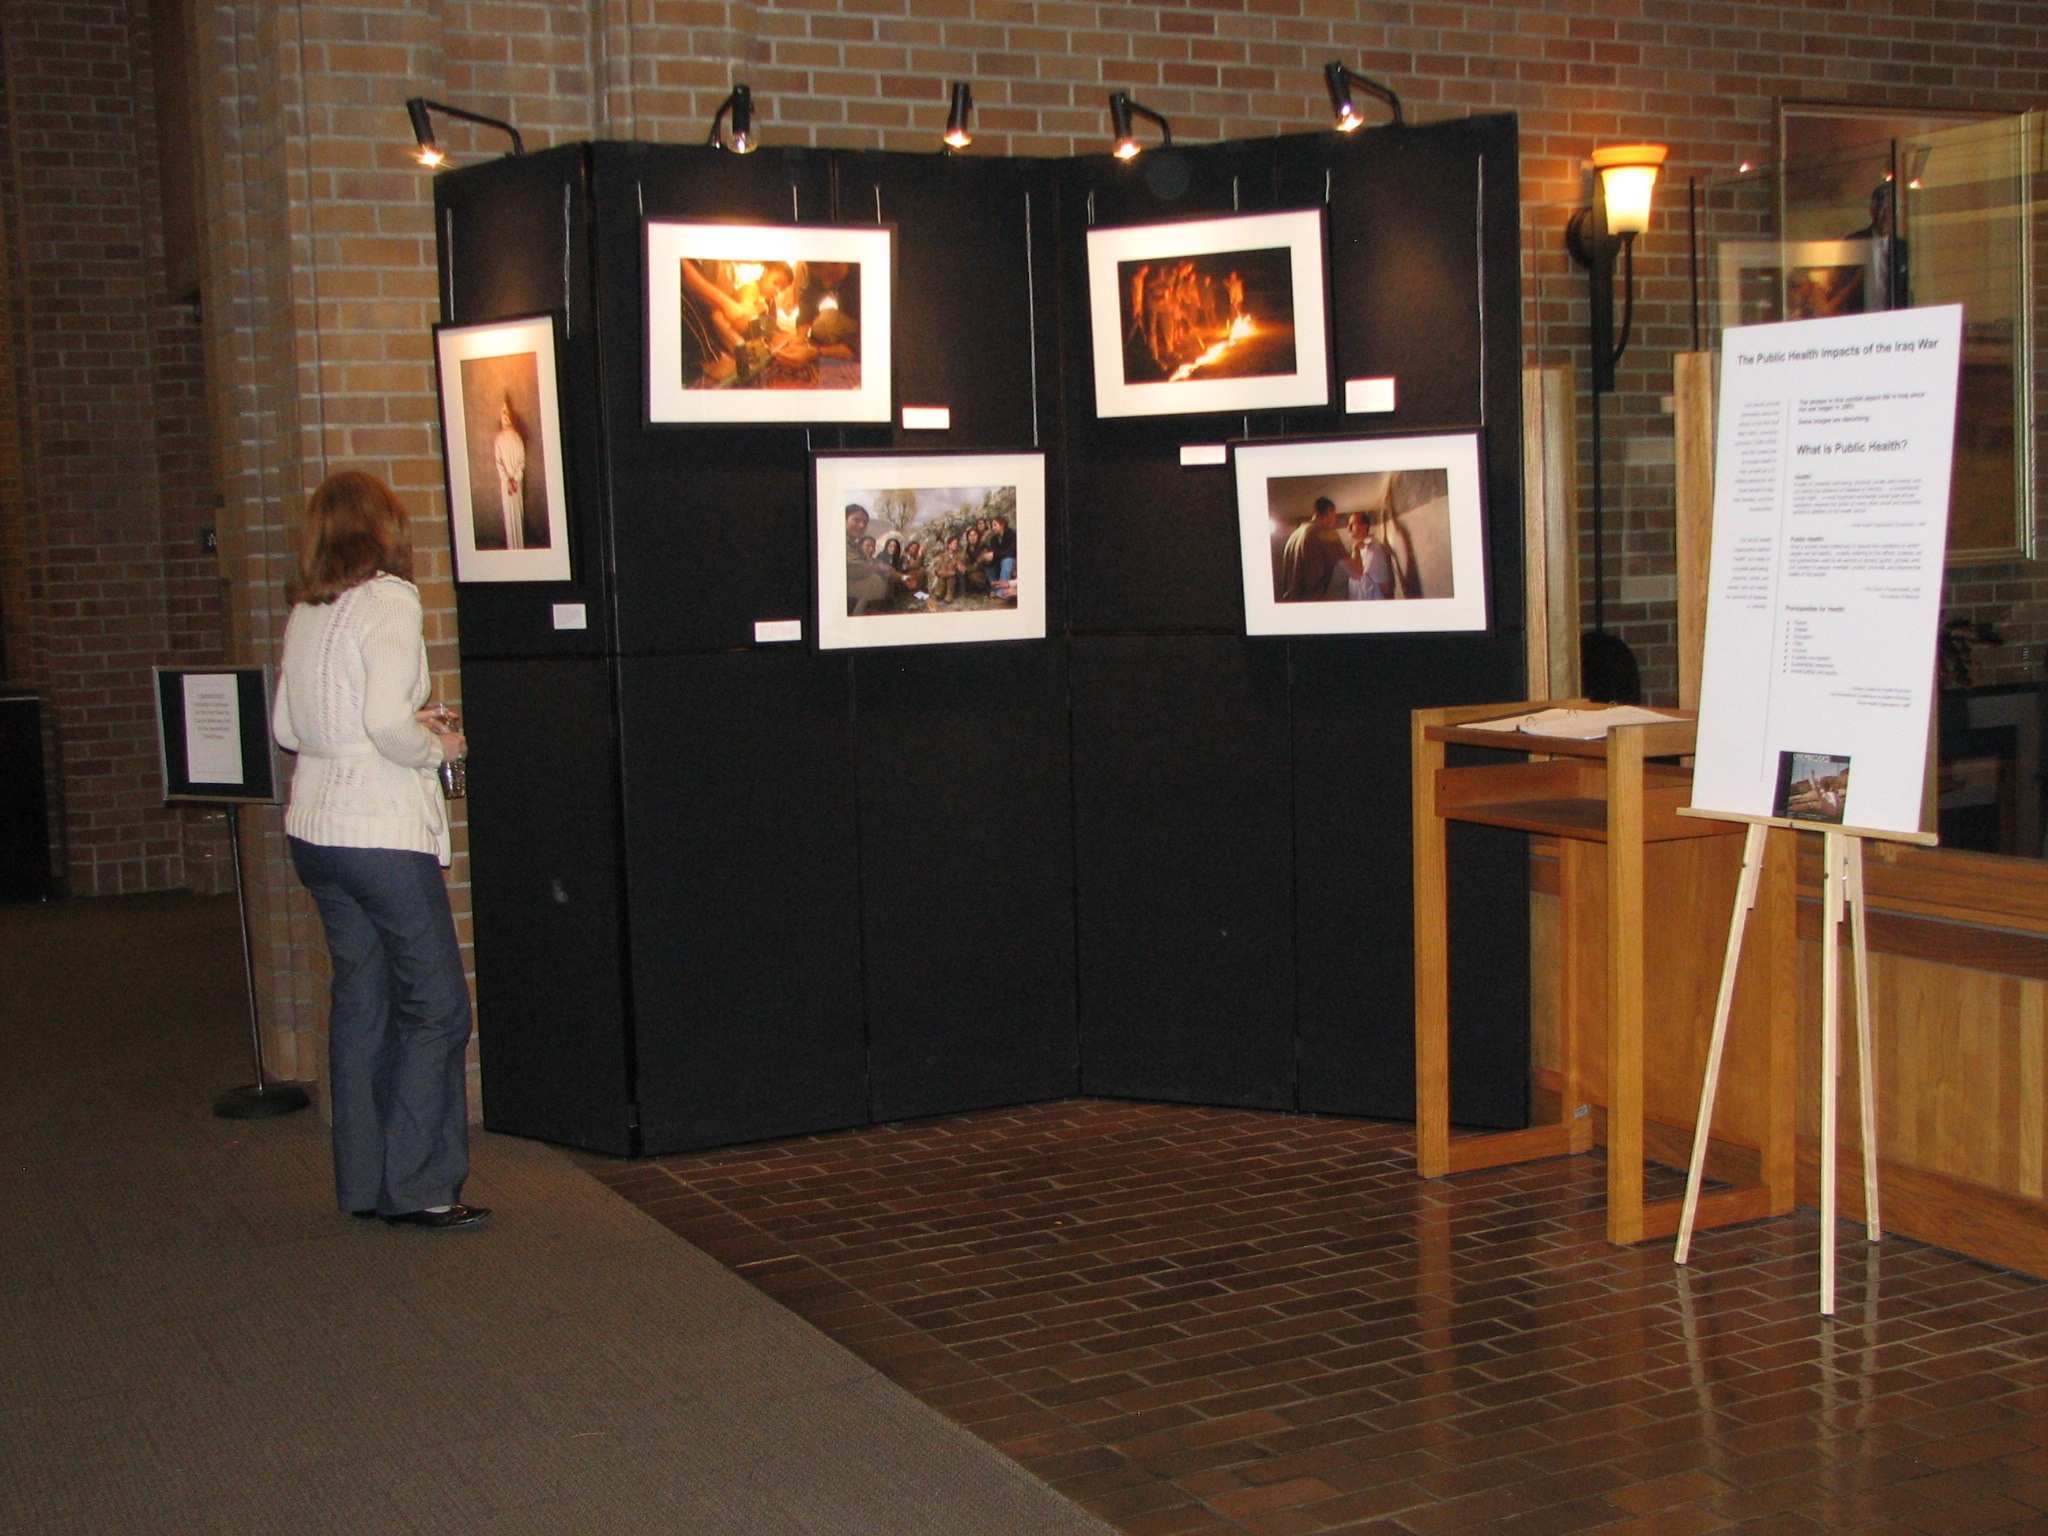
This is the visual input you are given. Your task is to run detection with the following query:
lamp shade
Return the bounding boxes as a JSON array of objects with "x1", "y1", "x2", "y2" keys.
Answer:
[{"x1": 1591, "y1": 143, "x2": 1667, "y2": 237}]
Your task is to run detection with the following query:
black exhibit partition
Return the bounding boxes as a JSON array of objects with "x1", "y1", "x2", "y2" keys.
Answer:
[{"x1": 439, "y1": 118, "x2": 1530, "y2": 1156}]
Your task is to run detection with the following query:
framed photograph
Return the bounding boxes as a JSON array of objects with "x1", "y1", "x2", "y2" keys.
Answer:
[
  {"x1": 1085, "y1": 208, "x2": 1329, "y2": 419},
  {"x1": 433, "y1": 314, "x2": 573, "y2": 584},
  {"x1": 1716, "y1": 238, "x2": 1882, "y2": 329},
  {"x1": 1233, "y1": 432, "x2": 1489, "y2": 636},
  {"x1": 646, "y1": 221, "x2": 893, "y2": 424},
  {"x1": 813, "y1": 451, "x2": 1046, "y2": 651}
]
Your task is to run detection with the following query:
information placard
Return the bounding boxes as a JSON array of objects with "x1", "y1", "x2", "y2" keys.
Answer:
[
  {"x1": 154, "y1": 666, "x2": 282, "y2": 804},
  {"x1": 1690, "y1": 305, "x2": 1963, "y2": 837}
]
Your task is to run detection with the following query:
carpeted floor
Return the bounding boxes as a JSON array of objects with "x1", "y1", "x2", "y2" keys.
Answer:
[{"x1": 0, "y1": 893, "x2": 1113, "y2": 1536}]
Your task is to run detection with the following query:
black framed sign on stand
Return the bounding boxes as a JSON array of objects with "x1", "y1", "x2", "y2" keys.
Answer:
[{"x1": 153, "y1": 666, "x2": 307, "y2": 1121}]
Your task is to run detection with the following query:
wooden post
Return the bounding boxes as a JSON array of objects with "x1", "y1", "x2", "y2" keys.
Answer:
[
  {"x1": 1604, "y1": 723, "x2": 1648, "y2": 1244},
  {"x1": 1673, "y1": 352, "x2": 1717, "y2": 712},
  {"x1": 1522, "y1": 366, "x2": 1580, "y2": 703},
  {"x1": 1413, "y1": 708, "x2": 1453, "y2": 1179}
]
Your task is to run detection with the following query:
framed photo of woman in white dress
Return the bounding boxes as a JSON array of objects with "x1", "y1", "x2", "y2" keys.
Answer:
[{"x1": 433, "y1": 313, "x2": 573, "y2": 583}]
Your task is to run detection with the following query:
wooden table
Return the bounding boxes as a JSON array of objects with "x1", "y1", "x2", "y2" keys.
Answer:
[{"x1": 1412, "y1": 700, "x2": 1797, "y2": 1245}]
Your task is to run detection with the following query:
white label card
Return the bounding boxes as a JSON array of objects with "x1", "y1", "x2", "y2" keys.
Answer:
[{"x1": 1344, "y1": 377, "x2": 1397, "y2": 413}]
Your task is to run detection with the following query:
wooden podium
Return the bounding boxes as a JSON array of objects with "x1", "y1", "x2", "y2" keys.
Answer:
[{"x1": 1413, "y1": 701, "x2": 1798, "y2": 1244}]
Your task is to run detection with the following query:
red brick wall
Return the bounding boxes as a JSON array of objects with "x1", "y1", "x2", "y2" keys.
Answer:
[{"x1": 0, "y1": 0, "x2": 231, "y2": 898}]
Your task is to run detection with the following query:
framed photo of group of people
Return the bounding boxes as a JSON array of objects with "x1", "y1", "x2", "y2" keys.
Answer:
[{"x1": 812, "y1": 451, "x2": 1047, "y2": 651}]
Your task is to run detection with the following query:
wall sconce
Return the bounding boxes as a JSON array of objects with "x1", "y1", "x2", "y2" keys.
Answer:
[
  {"x1": 1322, "y1": 63, "x2": 1403, "y2": 132},
  {"x1": 708, "y1": 84, "x2": 757, "y2": 154},
  {"x1": 943, "y1": 82, "x2": 974, "y2": 150},
  {"x1": 1108, "y1": 92, "x2": 1172, "y2": 160},
  {"x1": 1563, "y1": 143, "x2": 1665, "y2": 392},
  {"x1": 1564, "y1": 142, "x2": 1665, "y2": 704},
  {"x1": 404, "y1": 97, "x2": 526, "y2": 169}
]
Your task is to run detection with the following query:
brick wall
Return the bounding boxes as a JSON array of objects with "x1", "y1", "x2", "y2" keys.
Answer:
[
  {"x1": 5, "y1": 0, "x2": 2044, "y2": 1101},
  {"x1": 0, "y1": 0, "x2": 231, "y2": 898}
]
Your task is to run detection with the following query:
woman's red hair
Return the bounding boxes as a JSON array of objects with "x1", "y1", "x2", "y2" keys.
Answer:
[{"x1": 288, "y1": 471, "x2": 415, "y2": 605}]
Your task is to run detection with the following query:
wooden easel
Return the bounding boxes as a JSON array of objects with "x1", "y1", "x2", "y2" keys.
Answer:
[{"x1": 1676, "y1": 813, "x2": 1920, "y2": 1314}]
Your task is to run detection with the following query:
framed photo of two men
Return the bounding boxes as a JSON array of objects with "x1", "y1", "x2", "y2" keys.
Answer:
[
  {"x1": 1233, "y1": 432, "x2": 1490, "y2": 637},
  {"x1": 434, "y1": 313, "x2": 574, "y2": 584}
]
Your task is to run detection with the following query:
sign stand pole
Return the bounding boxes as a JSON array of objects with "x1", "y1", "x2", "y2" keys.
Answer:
[
  {"x1": 1676, "y1": 817, "x2": 1883, "y2": 1314},
  {"x1": 212, "y1": 805, "x2": 310, "y2": 1120}
]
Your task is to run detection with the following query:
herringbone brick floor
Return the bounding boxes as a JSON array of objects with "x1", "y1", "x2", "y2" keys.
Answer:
[{"x1": 579, "y1": 1100, "x2": 2048, "y2": 1535}]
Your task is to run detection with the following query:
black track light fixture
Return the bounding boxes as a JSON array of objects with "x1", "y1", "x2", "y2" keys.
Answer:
[
  {"x1": 404, "y1": 97, "x2": 525, "y2": 168},
  {"x1": 943, "y1": 81, "x2": 974, "y2": 150},
  {"x1": 1322, "y1": 63, "x2": 1403, "y2": 132},
  {"x1": 1108, "y1": 91, "x2": 1172, "y2": 160},
  {"x1": 708, "y1": 84, "x2": 757, "y2": 154}
]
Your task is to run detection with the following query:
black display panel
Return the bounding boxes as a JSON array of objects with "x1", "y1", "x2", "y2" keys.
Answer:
[
  {"x1": 1287, "y1": 638, "x2": 1529, "y2": 1127},
  {"x1": 442, "y1": 118, "x2": 1531, "y2": 1155},
  {"x1": 854, "y1": 641, "x2": 1079, "y2": 1120},
  {"x1": 437, "y1": 144, "x2": 612, "y2": 660},
  {"x1": 463, "y1": 657, "x2": 635, "y2": 1152},
  {"x1": 618, "y1": 650, "x2": 869, "y2": 1154},
  {"x1": 1071, "y1": 634, "x2": 1296, "y2": 1108}
]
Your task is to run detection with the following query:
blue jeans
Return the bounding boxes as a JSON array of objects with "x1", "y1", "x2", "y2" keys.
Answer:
[{"x1": 289, "y1": 838, "x2": 472, "y2": 1214}]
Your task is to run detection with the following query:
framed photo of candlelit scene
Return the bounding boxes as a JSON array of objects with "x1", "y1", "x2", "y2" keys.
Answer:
[
  {"x1": 434, "y1": 313, "x2": 573, "y2": 584},
  {"x1": 1085, "y1": 208, "x2": 1329, "y2": 419},
  {"x1": 1233, "y1": 432, "x2": 1488, "y2": 636},
  {"x1": 812, "y1": 451, "x2": 1047, "y2": 651},
  {"x1": 645, "y1": 220, "x2": 893, "y2": 425}
]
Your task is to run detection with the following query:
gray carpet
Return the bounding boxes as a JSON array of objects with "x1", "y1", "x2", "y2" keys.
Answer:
[{"x1": 0, "y1": 892, "x2": 1112, "y2": 1536}]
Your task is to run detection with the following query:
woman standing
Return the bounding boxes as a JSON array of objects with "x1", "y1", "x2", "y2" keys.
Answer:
[{"x1": 272, "y1": 471, "x2": 489, "y2": 1230}]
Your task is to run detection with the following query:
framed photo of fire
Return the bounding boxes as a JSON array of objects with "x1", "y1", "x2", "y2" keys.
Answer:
[
  {"x1": 645, "y1": 220, "x2": 893, "y2": 425},
  {"x1": 1232, "y1": 432, "x2": 1489, "y2": 636},
  {"x1": 1085, "y1": 208, "x2": 1329, "y2": 419},
  {"x1": 812, "y1": 450, "x2": 1047, "y2": 651},
  {"x1": 433, "y1": 313, "x2": 574, "y2": 584}
]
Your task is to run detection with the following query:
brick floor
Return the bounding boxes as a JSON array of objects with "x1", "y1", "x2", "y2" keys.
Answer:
[{"x1": 576, "y1": 1100, "x2": 2048, "y2": 1535}]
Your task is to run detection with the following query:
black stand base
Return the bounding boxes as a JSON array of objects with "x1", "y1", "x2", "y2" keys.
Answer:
[{"x1": 214, "y1": 1082, "x2": 311, "y2": 1119}]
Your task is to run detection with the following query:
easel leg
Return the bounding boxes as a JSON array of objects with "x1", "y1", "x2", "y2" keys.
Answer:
[
  {"x1": 1847, "y1": 836, "x2": 1882, "y2": 1242},
  {"x1": 1676, "y1": 821, "x2": 1769, "y2": 1264},
  {"x1": 1820, "y1": 829, "x2": 1845, "y2": 1316}
]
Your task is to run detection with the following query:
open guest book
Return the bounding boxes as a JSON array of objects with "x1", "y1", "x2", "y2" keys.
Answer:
[{"x1": 1463, "y1": 705, "x2": 1686, "y2": 740}]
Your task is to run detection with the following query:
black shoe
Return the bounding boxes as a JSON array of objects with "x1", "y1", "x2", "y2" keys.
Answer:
[
  {"x1": 348, "y1": 1210, "x2": 379, "y2": 1220},
  {"x1": 383, "y1": 1204, "x2": 491, "y2": 1230}
]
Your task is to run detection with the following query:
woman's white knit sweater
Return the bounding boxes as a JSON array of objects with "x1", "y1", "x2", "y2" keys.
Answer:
[{"x1": 272, "y1": 575, "x2": 450, "y2": 865}]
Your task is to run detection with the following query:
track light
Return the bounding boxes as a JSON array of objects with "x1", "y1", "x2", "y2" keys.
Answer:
[
  {"x1": 404, "y1": 97, "x2": 525, "y2": 169},
  {"x1": 1322, "y1": 63, "x2": 1403, "y2": 133},
  {"x1": 708, "y1": 84, "x2": 756, "y2": 154},
  {"x1": 1108, "y1": 92, "x2": 1171, "y2": 160},
  {"x1": 943, "y1": 82, "x2": 973, "y2": 150}
]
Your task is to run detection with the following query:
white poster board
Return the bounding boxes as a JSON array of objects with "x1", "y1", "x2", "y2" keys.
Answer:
[
  {"x1": 182, "y1": 673, "x2": 244, "y2": 785},
  {"x1": 1690, "y1": 305, "x2": 1963, "y2": 837}
]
